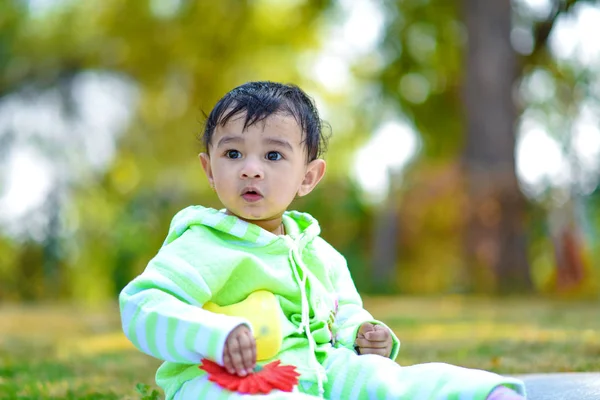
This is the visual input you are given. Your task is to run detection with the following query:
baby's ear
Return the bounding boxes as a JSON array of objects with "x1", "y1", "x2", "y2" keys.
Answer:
[
  {"x1": 199, "y1": 153, "x2": 214, "y2": 186},
  {"x1": 297, "y1": 159, "x2": 326, "y2": 197}
]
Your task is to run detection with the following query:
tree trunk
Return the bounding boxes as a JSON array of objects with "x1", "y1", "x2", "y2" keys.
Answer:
[{"x1": 463, "y1": 0, "x2": 532, "y2": 293}]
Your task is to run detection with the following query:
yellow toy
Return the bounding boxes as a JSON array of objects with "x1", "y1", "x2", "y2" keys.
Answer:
[{"x1": 202, "y1": 290, "x2": 282, "y2": 360}]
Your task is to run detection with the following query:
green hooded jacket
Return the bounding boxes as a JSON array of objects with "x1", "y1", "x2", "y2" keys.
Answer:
[{"x1": 119, "y1": 206, "x2": 400, "y2": 398}]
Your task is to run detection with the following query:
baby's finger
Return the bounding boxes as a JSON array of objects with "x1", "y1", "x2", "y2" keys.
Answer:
[
  {"x1": 228, "y1": 336, "x2": 248, "y2": 376},
  {"x1": 358, "y1": 322, "x2": 376, "y2": 336},
  {"x1": 223, "y1": 351, "x2": 235, "y2": 375},
  {"x1": 365, "y1": 328, "x2": 390, "y2": 342},
  {"x1": 373, "y1": 324, "x2": 390, "y2": 335},
  {"x1": 355, "y1": 337, "x2": 388, "y2": 349},
  {"x1": 357, "y1": 346, "x2": 389, "y2": 357},
  {"x1": 238, "y1": 330, "x2": 256, "y2": 372}
]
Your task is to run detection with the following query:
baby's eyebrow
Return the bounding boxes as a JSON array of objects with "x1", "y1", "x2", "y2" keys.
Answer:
[
  {"x1": 264, "y1": 138, "x2": 293, "y2": 152},
  {"x1": 216, "y1": 135, "x2": 243, "y2": 148}
]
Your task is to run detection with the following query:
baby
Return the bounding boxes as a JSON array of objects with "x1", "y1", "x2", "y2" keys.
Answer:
[{"x1": 120, "y1": 81, "x2": 526, "y2": 399}]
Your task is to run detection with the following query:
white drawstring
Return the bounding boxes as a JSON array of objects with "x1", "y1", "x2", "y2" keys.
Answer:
[{"x1": 284, "y1": 236, "x2": 325, "y2": 397}]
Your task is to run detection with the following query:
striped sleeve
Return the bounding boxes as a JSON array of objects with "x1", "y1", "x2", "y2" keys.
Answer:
[
  {"x1": 119, "y1": 227, "x2": 251, "y2": 366},
  {"x1": 329, "y1": 253, "x2": 401, "y2": 360}
]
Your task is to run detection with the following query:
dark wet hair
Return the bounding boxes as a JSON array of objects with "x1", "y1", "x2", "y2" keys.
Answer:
[{"x1": 202, "y1": 81, "x2": 329, "y2": 162}]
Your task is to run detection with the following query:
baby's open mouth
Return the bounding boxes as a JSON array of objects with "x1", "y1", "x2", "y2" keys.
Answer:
[{"x1": 242, "y1": 188, "x2": 263, "y2": 202}]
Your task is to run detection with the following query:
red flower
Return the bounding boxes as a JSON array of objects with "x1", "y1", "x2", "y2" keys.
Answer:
[{"x1": 199, "y1": 359, "x2": 300, "y2": 394}]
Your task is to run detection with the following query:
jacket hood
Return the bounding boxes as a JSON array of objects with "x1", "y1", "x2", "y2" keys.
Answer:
[{"x1": 164, "y1": 205, "x2": 321, "y2": 249}]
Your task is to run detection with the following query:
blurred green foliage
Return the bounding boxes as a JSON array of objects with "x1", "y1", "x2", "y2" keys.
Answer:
[{"x1": 0, "y1": 0, "x2": 599, "y2": 301}]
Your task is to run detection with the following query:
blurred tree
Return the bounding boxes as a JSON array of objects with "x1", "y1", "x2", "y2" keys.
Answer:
[
  {"x1": 463, "y1": 0, "x2": 531, "y2": 293},
  {"x1": 0, "y1": 0, "x2": 332, "y2": 300},
  {"x1": 1, "y1": 0, "x2": 598, "y2": 300},
  {"x1": 375, "y1": 0, "x2": 598, "y2": 293}
]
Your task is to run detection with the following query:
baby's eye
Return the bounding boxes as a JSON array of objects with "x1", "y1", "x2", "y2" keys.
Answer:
[
  {"x1": 225, "y1": 150, "x2": 242, "y2": 159},
  {"x1": 266, "y1": 151, "x2": 282, "y2": 161}
]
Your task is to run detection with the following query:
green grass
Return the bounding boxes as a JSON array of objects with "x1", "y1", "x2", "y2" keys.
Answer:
[
  {"x1": 0, "y1": 304, "x2": 161, "y2": 399},
  {"x1": 1, "y1": 297, "x2": 599, "y2": 399},
  {"x1": 367, "y1": 296, "x2": 600, "y2": 374}
]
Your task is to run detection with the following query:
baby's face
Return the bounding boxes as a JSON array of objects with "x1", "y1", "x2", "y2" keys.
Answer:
[{"x1": 202, "y1": 113, "x2": 310, "y2": 223}]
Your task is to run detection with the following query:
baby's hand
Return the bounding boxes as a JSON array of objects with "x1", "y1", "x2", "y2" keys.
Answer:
[
  {"x1": 354, "y1": 322, "x2": 392, "y2": 358},
  {"x1": 223, "y1": 325, "x2": 256, "y2": 377}
]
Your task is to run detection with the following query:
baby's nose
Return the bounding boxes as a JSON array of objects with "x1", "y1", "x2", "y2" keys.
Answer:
[{"x1": 240, "y1": 159, "x2": 264, "y2": 178}]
